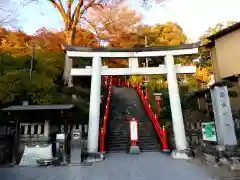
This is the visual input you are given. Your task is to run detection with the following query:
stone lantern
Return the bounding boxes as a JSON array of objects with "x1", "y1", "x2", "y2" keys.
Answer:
[
  {"x1": 153, "y1": 93, "x2": 162, "y2": 116},
  {"x1": 142, "y1": 80, "x2": 149, "y2": 98}
]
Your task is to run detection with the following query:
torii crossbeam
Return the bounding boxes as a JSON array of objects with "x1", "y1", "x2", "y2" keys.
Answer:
[{"x1": 62, "y1": 43, "x2": 200, "y2": 159}]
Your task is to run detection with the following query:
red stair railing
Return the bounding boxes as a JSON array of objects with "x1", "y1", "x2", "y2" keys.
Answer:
[
  {"x1": 99, "y1": 76, "x2": 113, "y2": 152},
  {"x1": 135, "y1": 83, "x2": 169, "y2": 151}
]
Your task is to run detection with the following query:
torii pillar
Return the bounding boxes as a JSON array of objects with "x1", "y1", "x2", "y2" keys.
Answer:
[
  {"x1": 88, "y1": 56, "x2": 102, "y2": 153},
  {"x1": 165, "y1": 55, "x2": 189, "y2": 159}
]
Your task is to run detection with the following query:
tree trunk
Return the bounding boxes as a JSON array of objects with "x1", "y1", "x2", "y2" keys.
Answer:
[
  {"x1": 63, "y1": 29, "x2": 75, "y2": 86},
  {"x1": 64, "y1": 29, "x2": 74, "y2": 45}
]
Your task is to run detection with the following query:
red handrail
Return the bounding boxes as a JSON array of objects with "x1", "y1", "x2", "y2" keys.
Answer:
[
  {"x1": 135, "y1": 83, "x2": 168, "y2": 151},
  {"x1": 99, "y1": 76, "x2": 113, "y2": 152},
  {"x1": 135, "y1": 84, "x2": 164, "y2": 142}
]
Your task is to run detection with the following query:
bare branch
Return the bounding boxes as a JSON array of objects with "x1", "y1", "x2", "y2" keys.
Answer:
[
  {"x1": 65, "y1": 0, "x2": 73, "y2": 29},
  {"x1": 71, "y1": 0, "x2": 86, "y2": 28},
  {"x1": 79, "y1": 16, "x2": 112, "y2": 47},
  {"x1": 0, "y1": 1, "x2": 15, "y2": 25},
  {"x1": 48, "y1": 0, "x2": 66, "y2": 24},
  {"x1": 79, "y1": 16, "x2": 97, "y2": 33}
]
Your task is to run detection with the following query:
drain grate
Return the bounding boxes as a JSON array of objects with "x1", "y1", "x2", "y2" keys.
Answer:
[
  {"x1": 81, "y1": 162, "x2": 93, "y2": 166},
  {"x1": 221, "y1": 175, "x2": 240, "y2": 180}
]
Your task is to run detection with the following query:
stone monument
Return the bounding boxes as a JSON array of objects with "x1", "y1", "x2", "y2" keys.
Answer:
[{"x1": 210, "y1": 84, "x2": 237, "y2": 146}]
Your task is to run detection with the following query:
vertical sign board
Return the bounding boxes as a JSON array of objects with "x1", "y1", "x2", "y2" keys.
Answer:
[
  {"x1": 210, "y1": 85, "x2": 237, "y2": 146},
  {"x1": 130, "y1": 120, "x2": 138, "y2": 141}
]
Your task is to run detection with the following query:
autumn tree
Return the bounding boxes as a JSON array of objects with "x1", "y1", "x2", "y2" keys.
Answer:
[
  {"x1": 26, "y1": 0, "x2": 125, "y2": 45},
  {"x1": 86, "y1": 2, "x2": 141, "y2": 48},
  {"x1": 86, "y1": 3, "x2": 141, "y2": 68},
  {"x1": 33, "y1": 27, "x2": 99, "y2": 52},
  {"x1": 138, "y1": 22, "x2": 187, "y2": 47}
]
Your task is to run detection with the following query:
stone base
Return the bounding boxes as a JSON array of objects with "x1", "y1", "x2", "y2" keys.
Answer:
[
  {"x1": 228, "y1": 157, "x2": 240, "y2": 172},
  {"x1": 171, "y1": 150, "x2": 191, "y2": 160},
  {"x1": 36, "y1": 158, "x2": 53, "y2": 166},
  {"x1": 162, "y1": 149, "x2": 170, "y2": 153},
  {"x1": 203, "y1": 153, "x2": 219, "y2": 166},
  {"x1": 84, "y1": 152, "x2": 105, "y2": 163},
  {"x1": 129, "y1": 146, "x2": 140, "y2": 154},
  {"x1": 229, "y1": 164, "x2": 240, "y2": 172}
]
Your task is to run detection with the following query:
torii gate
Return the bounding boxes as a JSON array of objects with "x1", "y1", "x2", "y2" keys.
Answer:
[{"x1": 62, "y1": 43, "x2": 200, "y2": 159}]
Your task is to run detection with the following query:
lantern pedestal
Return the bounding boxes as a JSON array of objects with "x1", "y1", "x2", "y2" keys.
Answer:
[
  {"x1": 171, "y1": 150, "x2": 191, "y2": 160},
  {"x1": 129, "y1": 145, "x2": 140, "y2": 154}
]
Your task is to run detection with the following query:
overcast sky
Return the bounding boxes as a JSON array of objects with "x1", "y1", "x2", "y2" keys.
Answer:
[{"x1": 14, "y1": 0, "x2": 240, "y2": 42}]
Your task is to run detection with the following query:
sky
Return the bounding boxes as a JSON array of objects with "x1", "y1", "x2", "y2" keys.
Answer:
[{"x1": 11, "y1": 0, "x2": 240, "y2": 42}]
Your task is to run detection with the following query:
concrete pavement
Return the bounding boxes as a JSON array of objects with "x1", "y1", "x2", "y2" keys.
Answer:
[{"x1": 0, "y1": 152, "x2": 216, "y2": 180}]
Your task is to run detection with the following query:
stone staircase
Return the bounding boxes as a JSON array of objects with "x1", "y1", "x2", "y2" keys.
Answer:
[
  {"x1": 105, "y1": 87, "x2": 161, "y2": 152},
  {"x1": 105, "y1": 87, "x2": 130, "y2": 152}
]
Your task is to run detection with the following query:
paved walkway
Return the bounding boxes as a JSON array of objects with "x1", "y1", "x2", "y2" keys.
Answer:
[{"x1": 0, "y1": 152, "x2": 216, "y2": 180}]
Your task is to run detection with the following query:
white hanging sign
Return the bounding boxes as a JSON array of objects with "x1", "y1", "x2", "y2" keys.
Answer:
[{"x1": 130, "y1": 119, "x2": 138, "y2": 141}]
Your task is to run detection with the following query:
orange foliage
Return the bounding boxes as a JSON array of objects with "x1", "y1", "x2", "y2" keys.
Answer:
[
  {"x1": 87, "y1": 2, "x2": 141, "y2": 48},
  {"x1": 196, "y1": 67, "x2": 210, "y2": 83},
  {"x1": 0, "y1": 26, "x2": 99, "y2": 53},
  {"x1": 104, "y1": 59, "x2": 128, "y2": 68}
]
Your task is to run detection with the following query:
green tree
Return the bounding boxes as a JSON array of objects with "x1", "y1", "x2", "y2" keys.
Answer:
[{"x1": 0, "y1": 52, "x2": 62, "y2": 105}]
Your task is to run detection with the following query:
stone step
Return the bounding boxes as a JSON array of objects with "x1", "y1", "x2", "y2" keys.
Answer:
[
  {"x1": 106, "y1": 147, "x2": 129, "y2": 151},
  {"x1": 107, "y1": 143, "x2": 129, "y2": 147},
  {"x1": 106, "y1": 149, "x2": 128, "y2": 153},
  {"x1": 138, "y1": 128, "x2": 154, "y2": 131},
  {"x1": 106, "y1": 146, "x2": 129, "y2": 149},
  {"x1": 139, "y1": 145, "x2": 161, "y2": 149},
  {"x1": 106, "y1": 141, "x2": 129, "y2": 146},
  {"x1": 107, "y1": 140, "x2": 129, "y2": 143},
  {"x1": 140, "y1": 143, "x2": 160, "y2": 146},
  {"x1": 107, "y1": 132, "x2": 128, "y2": 135},
  {"x1": 106, "y1": 141, "x2": 128, "y2": 145},
  {"x1": 107, "y1": 135, "x2": 128, "y2": 138},
  {"x1": 138, "y1": 135, "x2": 158, "y2": 139},
  {"x1": 108, "y1": 131, "x2": 128, "y2": 135},
  {"x1": 107, "y1": 138, "x2": 129, "y2": 142},
  {"x1": 139, "y1": 140, "x2": 159, "y2": 144},
  {"x1": 140, "y1": 149, "x2": 160, "y2": 152}
]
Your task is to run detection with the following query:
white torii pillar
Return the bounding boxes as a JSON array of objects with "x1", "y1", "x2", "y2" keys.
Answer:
[
  {"x1": 87, "y1": 56, "x2": 102, "y2": 153},
  {"x1": 165, "y1": 55, "x2": 189, "y2": 159}
]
